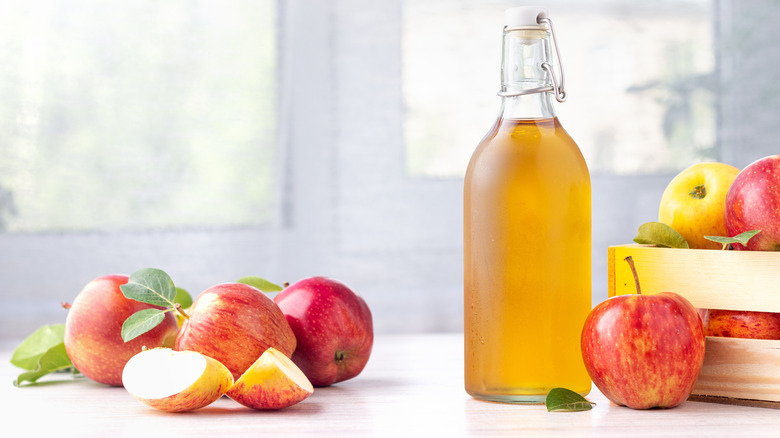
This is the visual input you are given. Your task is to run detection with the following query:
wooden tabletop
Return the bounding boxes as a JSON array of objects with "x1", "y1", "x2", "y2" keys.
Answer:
[{"x1": 2, "y1": 333, "x2": 779, "y2": 437}]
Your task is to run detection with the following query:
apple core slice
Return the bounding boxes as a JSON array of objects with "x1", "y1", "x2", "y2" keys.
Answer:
[
  {"x1": 122, "y1": 348, "x2": 233, "y2": 412},
  {"x1": 227, "y1": 347, "x2": 314, "y2": 410}
]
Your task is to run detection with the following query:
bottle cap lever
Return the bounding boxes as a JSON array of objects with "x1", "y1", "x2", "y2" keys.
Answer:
[{"x1": 538, "y1": 16, "x2": 567, "y2": 103}]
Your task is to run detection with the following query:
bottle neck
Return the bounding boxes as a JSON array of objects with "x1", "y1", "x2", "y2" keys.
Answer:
[{"x1": 499, "y1": 27, "x2": 556, "y2": 120}]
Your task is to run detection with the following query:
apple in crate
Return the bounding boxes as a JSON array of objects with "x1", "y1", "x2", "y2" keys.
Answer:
[
  {"x1": 64, "y1": 274, "x2": 179, "y2": 386},
  {"x1": 274, "y1": 277, "x2": 373, "y2": 386},
  {"x1": 705, "y1": 309, "x2": 780, "y2": 340},
  {"x1": 227, "y1": 347, "x2": 314, "y2": 410},
  {"x1": 175, "y1": 282, "x2": 296, "y2": 381},
  {"x1": 725, "y1": 154, "x2": 780, "y2": 250},
  {"x1": 581, "y1": 259, "x2": 705, "y2": 409},
  {"x1": 658, "y1": 162, "x2": 740, "y2": 249},
  {"x1": 122, "y1": 348, "x2": 233, "y2": 412}
]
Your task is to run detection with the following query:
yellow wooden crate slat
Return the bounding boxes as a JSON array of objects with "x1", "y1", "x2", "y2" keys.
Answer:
[{"x1": 608, "y1": 244, "x2": 780, "y2": 313}]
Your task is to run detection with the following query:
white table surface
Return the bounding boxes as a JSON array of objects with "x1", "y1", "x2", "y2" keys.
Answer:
[{"x1": 2, "y1": 333, "x2": 779, "y2": 437}]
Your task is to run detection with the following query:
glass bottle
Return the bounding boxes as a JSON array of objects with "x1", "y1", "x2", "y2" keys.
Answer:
[{"x1": 464, "y1": 7, "x2": 592, "y2": 404}]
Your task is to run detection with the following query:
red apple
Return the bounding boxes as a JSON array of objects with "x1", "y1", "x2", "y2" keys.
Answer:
[
  {"x1": 175, "y1": 282, "x2": 296, "y2": 381},
  {"x1": 274, "y1": 277, "x2": 373, "y2": 387},
  {"x1": 64, "y1": 274, "x2": 179, "y2": 386},
  {"x1": 581, "y1": 291, "x2": 705, "y2": 409},
  {"x1": 725, "y1": 154, "x2": 780, "y2": 250},
  {"x1": 704, "y1": 309, "x2": 780, "y2": 340}
]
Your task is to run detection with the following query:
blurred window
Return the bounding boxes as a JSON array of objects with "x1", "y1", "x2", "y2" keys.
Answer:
[{"x1": 0, "y1": 0, "x2": 277, "y2": 232}]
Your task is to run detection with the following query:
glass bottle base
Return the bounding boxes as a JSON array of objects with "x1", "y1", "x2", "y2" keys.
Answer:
[
  {"x1": 466, "y1": 390, "x2": 547, "y2": 405},
  {"x1": 466, "y1": 385, "x2": 591, "y2": 405}
]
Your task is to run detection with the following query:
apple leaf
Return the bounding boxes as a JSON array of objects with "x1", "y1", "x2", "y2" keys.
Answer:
[
  {"x1": 14, "y1": 343, "x2": 77, "y2": 387},
  {"x1": 545, "y1": 387, "x2": 595, "y2": 412},
  {"x1": 236, "y1": 276, "x2": 284, "y2": 293},
  {"x1": 633, "y1": 222, "x2": 689, "y2": 249},
  {"x1": 11, "y1": 324, "x2": 80, "y2": 386},
  {"x1": 704, "y1": 229, "x2": 761, "y2": 249},
  {"x1": 11, "y1": 324, "x2": 66, "y2": 370},
  {"x1": 121, "y1": 309, "x2": 166, "y2": 342},
  {"x1": 174, "y1": 287, "x2": 193, "y2": 309},
  {"x1": 120, "y1": 268, "x2": 177, "y2": 307}
]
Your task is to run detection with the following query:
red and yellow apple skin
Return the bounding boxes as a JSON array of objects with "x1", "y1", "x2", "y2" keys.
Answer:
[
  {"x1": 705, "y1": 310, "x2": 780, "y2": 340},
  {"x1": 725, "y1": 155, "x2": 780, "y2": 251},
  {"x1": 64, "y1": 274, "x2": 179, "y2": 386},
  {"x1": 227, "y1": 347, "x2": 313, "y2": 410},
  {"x1": 658, "y1": 162, "x2": 740, "y2": 250},
  {"x1": 175, "y1": 282, "x2": 296, "y2": 381},
  {"x1": 274, "y1": 277, "x2": 373, "y2": 387},
  {"x1": 143, "y1": 364, "x2": 231, "y2": 413},
  {"x1": 581, "y1": 292, "x2": 705, "y2": 409}
]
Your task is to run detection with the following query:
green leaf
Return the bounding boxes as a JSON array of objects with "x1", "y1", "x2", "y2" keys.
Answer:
[
  {"x1": 120, "y1": 268, "x2": 176, "y2": 307},
  {"x1": 174, "y1": 287, "x2": 193, "y2": 309},
  {"x1": 121, "y1": 309, "x2": 165, "y2": 342},
  {"x1": 704, "y1": 229, "x2": 761, "y2": 248},
  {"x1": 14, "y1": 343, "x2": 75, "y2": 387},
  {"x1": 236, "y1": 276, "x2": 284, "y2": 292},
  {"x1": 633, "y1": 222, "x2": 689, "y2": 249},
  {"x1": 11, "y1": 324, "x2": 66, "y2": 370},
  {"x1": 545, "y1": 387, "x2": 596, "y2": 412}
]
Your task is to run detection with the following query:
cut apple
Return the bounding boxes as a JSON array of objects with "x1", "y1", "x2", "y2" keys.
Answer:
[
  {"x1": 122, "y1": 348, "x2": 233, "y2": 412},
  {"x1": 227, "y1": 347, "x2": 314, "y2": 410}
]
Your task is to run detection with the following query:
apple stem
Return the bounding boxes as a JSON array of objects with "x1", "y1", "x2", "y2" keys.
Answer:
[
  {"x1": 61, "y1": 302, "x2": 72, "y2": 310},
  {"x1": 174, "y1": 303, "x2": 190, "y2": 320},
  {"x1": 624, "y1": 256, "x2": 642, "y2": 295}
]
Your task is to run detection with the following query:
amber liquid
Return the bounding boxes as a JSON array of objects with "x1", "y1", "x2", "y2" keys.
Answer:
[{"x1": 464, "y1": 117, "x2": 592, "y2": 403}]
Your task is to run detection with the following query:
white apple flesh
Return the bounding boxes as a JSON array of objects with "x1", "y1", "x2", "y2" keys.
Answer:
[{"x1": 122, "y1": 348, "x2": 234, "y2": 412}]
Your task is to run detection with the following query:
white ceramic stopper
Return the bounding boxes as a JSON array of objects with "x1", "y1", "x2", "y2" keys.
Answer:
[{"x1": 505, "y1": 6, "x2": 548, "y2": 27}]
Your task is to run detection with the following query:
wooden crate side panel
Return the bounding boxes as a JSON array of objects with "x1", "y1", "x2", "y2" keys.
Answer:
[{"x1": 692, "y1": 337, "x2": 780, "y2": 403}]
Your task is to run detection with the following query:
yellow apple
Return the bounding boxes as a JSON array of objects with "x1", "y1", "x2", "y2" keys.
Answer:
[
  {"x1": 122, "y1": 348, "x2": 233, "y2": 412},
  {"x1": 658, "y1": 162, "x2": 740, "y2": 249},
  {"x1": 227, "y1": 347, "x2": 314, "y2": 410}
]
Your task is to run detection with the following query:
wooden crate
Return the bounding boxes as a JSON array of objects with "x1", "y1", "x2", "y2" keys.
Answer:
[{"x1": 608, "y1": 244, "x2": 780, "y2": 408}]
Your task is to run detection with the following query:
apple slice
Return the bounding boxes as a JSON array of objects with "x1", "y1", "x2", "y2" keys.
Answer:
[
  {"x1": 122, "y1": 348, "x2": 233, "y2": 412},
  {"x1": 227, "y1": 347, "x2": 314, "y2": 410}
]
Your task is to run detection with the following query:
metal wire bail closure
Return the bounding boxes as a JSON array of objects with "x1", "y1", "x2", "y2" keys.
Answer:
[
  {"x1": 538, "y1": 16, "x2": 567, "y2": 103},
  {"x1": 497, "y1": 14, "x2": 568, "y2": 103}
]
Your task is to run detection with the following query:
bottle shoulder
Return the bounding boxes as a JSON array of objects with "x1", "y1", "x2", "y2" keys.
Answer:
[
  {"x1": 472, "y1": 117, "x2": 580, "y2": 156},
  {"x1": 466, "y1": 117, "x2": 589, "y2": 181}
]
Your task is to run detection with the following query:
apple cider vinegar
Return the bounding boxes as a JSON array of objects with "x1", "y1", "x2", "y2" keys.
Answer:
[
  {"x1": 464, "y1": 8, "x2": 591, "y2": 403},
  {"x1": 464, "y1": 117, "x2": 591, "y2": 402}
]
